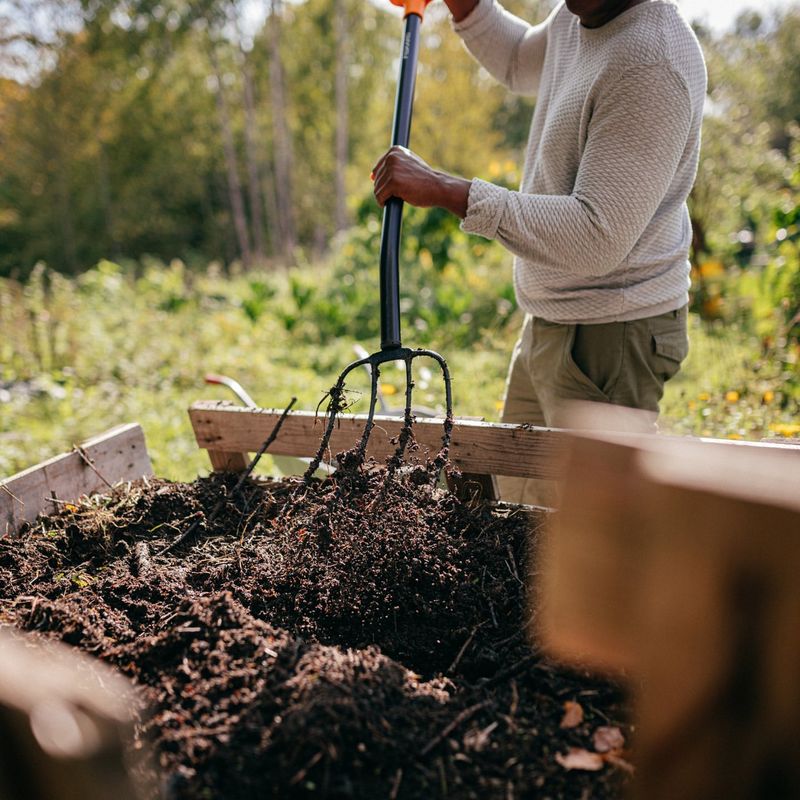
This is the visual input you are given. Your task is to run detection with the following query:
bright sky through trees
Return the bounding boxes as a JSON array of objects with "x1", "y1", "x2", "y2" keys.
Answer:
[{"x1": 679, "y1": 0, "x2": 798, "y2": 29}]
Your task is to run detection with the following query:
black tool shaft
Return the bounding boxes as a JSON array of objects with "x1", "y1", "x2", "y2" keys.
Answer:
[{"x1": 379, "y1": 12, "x2": 421, "y2": 351}]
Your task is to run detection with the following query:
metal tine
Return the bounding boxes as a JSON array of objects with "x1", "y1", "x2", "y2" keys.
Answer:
[
  {"x1": 303, "y1": 347, "x2": 453, "y2": 485},
  {"x1": 303, "y1": 355, "x2": 371, "y2": 482},
  {"x1": 414, "y1": 351, "x2": 453, "y2": 426},
  {"x1": 354, "y1": 361, "x2": 381, "y2": 464},
  {"x1": 415, "y1": 350, "x2": 454, "y2": 481},
  {"x1": 385, "y1": 355, "x2": 416, "y2": 478}
]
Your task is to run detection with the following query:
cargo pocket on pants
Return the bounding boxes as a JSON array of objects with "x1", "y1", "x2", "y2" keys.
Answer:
[{"x1": 650, "y1": 327, "x2": 688, "y2": 382}]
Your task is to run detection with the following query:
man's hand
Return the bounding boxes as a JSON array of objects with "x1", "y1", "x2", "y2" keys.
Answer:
[
  {"x1": 371, "y1": 146, "x2": 471, "y2": 219},
  {"x1": 442, "y1": 0, "x2": 479, "y2": 23}
]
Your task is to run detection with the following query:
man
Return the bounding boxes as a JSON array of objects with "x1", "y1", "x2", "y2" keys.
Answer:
[{"x1": 371, "y1": 0, "x2": 707, "y2": 503}]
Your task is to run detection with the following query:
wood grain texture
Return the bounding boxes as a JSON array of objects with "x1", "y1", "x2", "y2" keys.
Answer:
[
  {"x1": 189, "y1": 400, "x2": 800, "y2": 479},
  {"x1": 188, "y1": 401, "x2": 568, "y2": 479},
  {"x1": 539, "y1": 428, "x2": 800, "y2": 800},
  {"x1": 0, "y1": 424, "x2": 153, "y2": 537}
]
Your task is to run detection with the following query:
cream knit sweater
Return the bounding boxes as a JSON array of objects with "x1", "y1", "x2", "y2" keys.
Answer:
[{"x1": 453, "y1": 0, "x2": 706, "y2": 323}]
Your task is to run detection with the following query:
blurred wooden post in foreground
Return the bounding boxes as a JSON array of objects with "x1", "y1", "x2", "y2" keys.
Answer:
[
  {"x1": 538, "y1": 406, "x2": 800, "y2": 800},
  {"x1": 0, "y1": 630, "x2": 147, "y2": 800}
]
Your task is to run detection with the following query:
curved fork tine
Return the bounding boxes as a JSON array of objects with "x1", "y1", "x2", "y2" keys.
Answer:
[
  {"x1": 386, "y1": 355, "x2": 415, "y2": 477},
  {"x1": 416, "y1": 350, "x2": 453, "y2": 427},
  {"x1": 354, "y1": 361, "x2": 381, "y2": 465},
  {"x1": 303, "y1": 356, "x2": 371, "y2": 483},
  {"x1": 413, "y1": 349, "x2": 454, "y2": 480}
]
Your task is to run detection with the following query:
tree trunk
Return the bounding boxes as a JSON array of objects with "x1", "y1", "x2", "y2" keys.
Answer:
[
  {"x1": 210, "y1": 45, "x2": 252, "y2": 268},
  {"x1": 241, "y1": 59, "x2": 267, "y2": 264},
  {"x1": 334, "y1": 0, "x2": 349, "y2": 233},
  {"x1": 268, "y1": 0, "x2": 296, "y2": 261},
  {"x1": 262, "y1": 159, "x2": 281, "y2": 259},
  {"x1": 97, "y1": 142, "x2": 120, "y2": 259},
  {"x1": 54, "y1": 146, "x2": 78, "y2": 274}
]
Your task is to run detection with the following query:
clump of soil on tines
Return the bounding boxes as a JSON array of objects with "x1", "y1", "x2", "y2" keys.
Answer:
[{"x1": 0, "y1": 467, "x2": 631, "y2": 799}]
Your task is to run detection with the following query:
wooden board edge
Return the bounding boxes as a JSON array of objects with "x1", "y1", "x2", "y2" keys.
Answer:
[
  {"x1": 1, "y1": 423, "x2": 153, "y2": 537},
  {"x1": 187, "y1": 401, "x2": 569, "y2": 480}
]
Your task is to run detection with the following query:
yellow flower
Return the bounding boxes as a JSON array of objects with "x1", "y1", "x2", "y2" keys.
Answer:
[
  {"x1": 698, "y1": 392, "x2": 711, "y2": 402},
  {"x1": 769, "y1": 423, "x2": 800, "y2": 437},
  {"x1": 700, "y1": 260, "x2": 725, "y2": 278},
  {"x1": 495, "y1": 400, "x2": 504, "y2": 412},
  {"x1": 65, "y1": 503, "x2": 79, "y2": 512},
  {"x1": 725, "y1": 390, "x2": 740, "y2": 403},
  {"x1": 379, "y1": 383, "x2": 397, "y2": 396},
  {"x1": 687, "y1": 400, "x2": 696, "y2": 410},
  {"x1": 726, "y1": 433, "x2": 742, "y2": 440},
  {"x1": 762, "y1": 390, "x2": 775, "y2": 404}
]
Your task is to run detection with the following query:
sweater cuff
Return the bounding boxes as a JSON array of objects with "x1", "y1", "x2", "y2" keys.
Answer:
[
  {"x1": 451, "y1": 0, "x2": 497, "y2": 41},
  {"x1": 460, "y1": 178, "x2": 508, "y2": 240}
]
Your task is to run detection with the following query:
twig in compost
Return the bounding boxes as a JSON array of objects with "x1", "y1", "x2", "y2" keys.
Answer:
[
  {"x1": 448, "y1": 624, "x2": 483, "y2": 675},
  {"x1": 483, "y1": 652, "x2": 538, "y2": 689},
  {"x1": 389, "y1": 768, "x2": 403, "y2": 800},
  {"x1": 74, "y1": 445, "x2": 113, "y2": 489},
  {"x1": 420, "y1": 700, "x2": 491, "y2": 757},
  {"x1": 159, "y1": 397, "x2": 297, "y2": 554},
  {"x1": 290, "y1": 750, "x2": 324, "y2": 785}
]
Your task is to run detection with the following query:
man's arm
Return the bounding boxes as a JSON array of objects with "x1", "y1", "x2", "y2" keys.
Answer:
[
  {"x1": 374, "y1": 64, "x2": 695, "y2": 278},
  {"x1": 461, "y1": 65, "x2": 694, "y2": 276},
  {"x1": 450, "y1": 0, "x2": 552, "y2": 96}
]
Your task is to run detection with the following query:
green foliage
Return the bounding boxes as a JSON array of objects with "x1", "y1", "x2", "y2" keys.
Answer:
[
  {"x1": 690, "y1": 140, "x2": 800, "y2": 410},
  {"x1": 268, "y1": 205, "x2": 515, "y2": 350},
  {"x1": 0, "y1": 239, "x2": 520, "y2": 480},
  {"x1": 3, "y1": 240, "x2": 799, "y2": 483},
  {"x1": 241, "y1": 279, "x2": 277, "y2": 323}
]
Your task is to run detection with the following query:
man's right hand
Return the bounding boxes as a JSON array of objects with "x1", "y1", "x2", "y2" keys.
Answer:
[{"x1": 443, "y1": 0, "x2": 479, "y2": 23}]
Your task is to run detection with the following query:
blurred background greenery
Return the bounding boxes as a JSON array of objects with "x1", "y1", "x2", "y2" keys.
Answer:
[{"x1": 1, "y1": 0, "x2": 799, "y2": 479}]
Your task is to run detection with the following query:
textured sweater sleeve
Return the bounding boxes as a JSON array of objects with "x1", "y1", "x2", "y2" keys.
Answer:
[
  {"x1": 452, "y1": 0, "x2": 551, "y2": 96},
  {"x1": 461, "y1": 63, "x2": 694, "y2": 277}
]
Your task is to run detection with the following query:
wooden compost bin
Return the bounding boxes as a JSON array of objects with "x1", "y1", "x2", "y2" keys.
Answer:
[{"x1": 2, "y1": 403, "x2": 800, "y2": 800}]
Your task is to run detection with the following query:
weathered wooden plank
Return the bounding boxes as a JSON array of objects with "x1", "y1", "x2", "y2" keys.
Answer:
[
  {"x1": 188, "y1": 400, "x2": 800, "y2": 479},
  {"x1": 538, "y1": 424, "x2": 800, "y2": 800},
  {"x1": 207, "y1": 449, "x2": 250, "y2": 472},
  {"x1": 188, "y1": 401, "x2": 568, "y2": 479},
  {"x1": 0, "y1": 423, "x2": 153, "y2": 537}
]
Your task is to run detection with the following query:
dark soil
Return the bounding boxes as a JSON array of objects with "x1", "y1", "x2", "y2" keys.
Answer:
[{"x1": 0, "y1": 465, "x2": 631, "y2": 799}]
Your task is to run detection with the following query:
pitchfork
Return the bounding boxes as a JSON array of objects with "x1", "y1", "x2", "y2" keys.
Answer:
[{"x1": 304, "y1": 0, "x2": 453, "y2": 481}]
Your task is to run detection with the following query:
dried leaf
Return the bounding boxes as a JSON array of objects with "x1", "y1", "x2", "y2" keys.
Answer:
[
  {"x1": 593, "y1": 725, "x2": 625, "y2": 753},
  {"x1": 555, "y1": 748, "x2": 604, "y2": 771},
  {"x1": 559, "y1": 700, "x2": 584, "y2": 729}
]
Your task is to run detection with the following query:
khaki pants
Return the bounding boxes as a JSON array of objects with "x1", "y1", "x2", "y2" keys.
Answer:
[{"x1": 498, "y1": 306, "x2": 689, "y2": 505}]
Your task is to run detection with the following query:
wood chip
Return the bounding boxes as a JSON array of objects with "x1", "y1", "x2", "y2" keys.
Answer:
[
  {"x1": 559, "y1": 700, "x2": 584, "y2": 729},
  {"x1": 593, "y1": 725, "x2": 625, "y2": 753},
  {"x1": 555, "y1": 748, "x2": 604, "y2": 771}
]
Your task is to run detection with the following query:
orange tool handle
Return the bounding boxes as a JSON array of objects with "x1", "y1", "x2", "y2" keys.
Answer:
[{"x1": 390, "y1": 0, "x2": 433, "y2": 20}]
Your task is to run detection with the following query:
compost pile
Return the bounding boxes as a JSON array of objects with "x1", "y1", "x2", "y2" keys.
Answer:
[{"x1": 0, "y1": 460, "x2": 631, "y2": 799}]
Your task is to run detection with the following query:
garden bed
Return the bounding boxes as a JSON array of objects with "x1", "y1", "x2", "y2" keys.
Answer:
[{"x1": 0, "y1": 464, "x2": 631, "y2": 799}]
